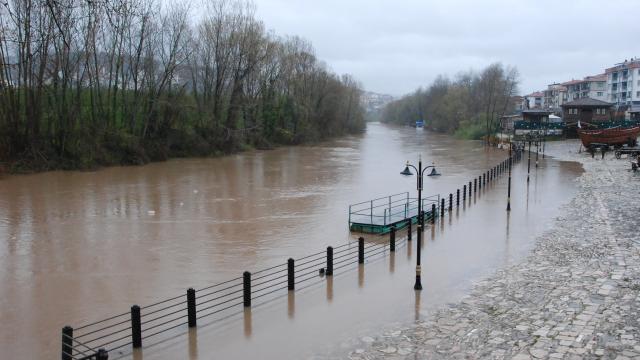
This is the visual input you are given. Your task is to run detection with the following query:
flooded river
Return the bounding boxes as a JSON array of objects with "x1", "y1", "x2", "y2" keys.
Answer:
[{"x1": 0, "y1": 123, "x2": 583, "y2": 359}]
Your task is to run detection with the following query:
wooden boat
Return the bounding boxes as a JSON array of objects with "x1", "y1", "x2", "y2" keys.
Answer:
[{"x1": 578, "y1": 126, "x2": 640, "y2": 147}]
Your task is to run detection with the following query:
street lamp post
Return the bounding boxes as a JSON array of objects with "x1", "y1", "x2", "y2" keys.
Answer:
[
  {"x1": 507, "y1": 137, "x2": 512, "y2": 211},
  {"x1": 401, "y1": 156, "x2": 439, "y2": 290}
]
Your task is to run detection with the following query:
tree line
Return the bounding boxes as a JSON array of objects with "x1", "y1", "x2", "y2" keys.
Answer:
[
  {"x1": 0, "y1": 0, "x2": 365, "y2": 171},
  {"x1": 382, "y1": 63, "x2": 519, "y2": 140}
]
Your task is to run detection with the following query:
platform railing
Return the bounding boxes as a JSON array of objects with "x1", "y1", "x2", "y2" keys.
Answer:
[{"x1": 61, "y1": 150, "x2": 523, "y2": 359}]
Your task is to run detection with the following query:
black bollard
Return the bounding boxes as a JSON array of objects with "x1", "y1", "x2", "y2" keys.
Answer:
[
  {"x1": 96, "y1": 349, "x2": 108, "y2": 360},
  {"x1": 456, "y1": 189, "x2": 460, "y2": 206},
  {"x1": 431, "y1": 203, "x2": 436, "y2": 223},
  {"x1": 131, "y1": 305, "x2": 142, "y2": 348},
  {"x1": 474, "y1": 178, "x2": 477, "y2": 193},
  {"x1": 288, "y1": 258, "x2": 295, "y2": 290},
  {"x1": 243, "y1": 272, "x2": 252, "y2": 307},
  {"x1": 449, "y1": 193, "x2": 452, "y2": 211},
  {"x1": 463, "y1": 185, "x2": 467, "y2": 200},
  {"x1": 390, "y1": 226, "x2": 396, "y2": 252},
  {"x1": 326, "y1": 247, "x2": 333, "y2": 276},
  {"x1": 479, "y1": 175, "x2": 482, "y2": 190},
  {"x1": 440, "y1": 198, "x2": 445, "y2": 215},
  {"x1": 187, "y1": 288, "x2": 196, "y2": 328},
  {"x1": 358, "y1": 237, "x2": 365, "y2": 263},
  {"x1": 407, "y1": 221, "x2": 412, "y2": 241},
  {"x1": 469, "y1": 181, "x2": 472, "y2": 197},
  {"x1": 62, "y1": 326, "x2": 73, "y2": 360}
]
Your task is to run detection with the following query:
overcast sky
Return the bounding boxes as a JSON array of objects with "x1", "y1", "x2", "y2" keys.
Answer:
[{"x1": 249, "y1": 0, "x2": 640, "y2": 97}]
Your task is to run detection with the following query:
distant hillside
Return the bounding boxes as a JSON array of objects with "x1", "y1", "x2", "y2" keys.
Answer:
[{"x1": 361, "y1": 91, "x2": 394, "y2": 113}]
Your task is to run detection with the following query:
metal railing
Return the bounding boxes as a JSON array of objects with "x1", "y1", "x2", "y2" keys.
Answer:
[
  {"x1": 61, "y1": 150, "x2": 523, "y2": 360},
  {"x1": 349, "y1": 193, "x2": 440, "y2": 227}
]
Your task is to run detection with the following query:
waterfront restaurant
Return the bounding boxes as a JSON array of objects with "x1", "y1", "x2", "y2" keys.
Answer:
[
  {"x1": 513, "y1": 109, "x2": 553, "y2": 138},
  {"x1": 561, "y1": 98, "x2": 613, "y2": 137}
]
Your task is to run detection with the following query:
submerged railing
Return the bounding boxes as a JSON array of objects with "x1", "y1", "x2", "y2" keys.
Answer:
[
  {"x1": 348, "y1": 192, "x2": 440, "y2": 231},
  {"x1": 61, "y1": 149, "x2": 523, "y2": 360}
]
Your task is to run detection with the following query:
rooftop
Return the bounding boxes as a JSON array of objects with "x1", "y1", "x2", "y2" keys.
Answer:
[
  {"x1": 522, "y1": 109, "x2": 553, "y2": 114},
  {"x1": 561, "y1": 79, "x2": 582, "y2": 86},
  {"x1": 561, "y1": 97, "x2": 613, "y2": 108},
  {"x1": 584, "y1": 74, "x2": 606, "y2": 82},
  {"x1": 605, "y1": 58, "x2": 640, "y2": 73}
]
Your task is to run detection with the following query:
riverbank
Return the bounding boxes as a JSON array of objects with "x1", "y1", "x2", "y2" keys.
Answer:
[
  {"x1": 339, "y1": 140, "x2": 640, "y2": 359},
  {"x1": 2, "y1": 127, "x2": 365, "y2": 174}
]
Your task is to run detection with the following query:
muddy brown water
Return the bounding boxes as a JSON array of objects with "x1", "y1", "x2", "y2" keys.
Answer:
[{"x1": 0, "y1": 123, "x2": 583, "y2": 359}]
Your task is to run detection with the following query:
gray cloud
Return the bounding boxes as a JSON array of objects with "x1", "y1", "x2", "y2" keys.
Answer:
[{"x1": 250, "y1": 0, "x2": 640, "y2": 96}]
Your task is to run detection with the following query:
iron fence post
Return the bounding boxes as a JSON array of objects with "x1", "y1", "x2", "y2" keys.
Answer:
[
  {"x1": 390, "y1": 226, "x2": 396, "y2": 252},
  {"x1": 358, "y1": 237, "x2": 365, "y2": 263},
  {"x1": 131, "y1": 305, "x2": 142, "y2": 348},
  {"x1": 326, "y1": 247, "x2": 333, "y2": 276},
  {"x1": 62, "y1": 326, "x2": 73, "y2": 360},
  {"x1": 288, "y1": 258, "x2": 295, "y2": 290},
  {"x1": 187, "y1": 288, "x2": 196, "y2": 328},
  {"x1": 431, "y1": 203, "x2": 436, "y2": 223},
  {"x1": 243, "y1": 272, "x2": 251, "y2": 307}
]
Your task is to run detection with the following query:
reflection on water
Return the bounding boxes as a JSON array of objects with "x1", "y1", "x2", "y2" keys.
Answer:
[{"x1": 0, "y1": 123, "x2": 583, "y2": 359}]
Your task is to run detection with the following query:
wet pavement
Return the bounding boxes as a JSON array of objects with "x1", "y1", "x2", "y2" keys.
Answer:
[{"x1": 337, "y1": 141, "x2": 640, "y2": 360}]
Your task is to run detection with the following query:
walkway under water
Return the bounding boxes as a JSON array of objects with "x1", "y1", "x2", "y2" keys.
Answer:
[{"x1": 0, "y1": 123, "x2": 582, "y2": 358}]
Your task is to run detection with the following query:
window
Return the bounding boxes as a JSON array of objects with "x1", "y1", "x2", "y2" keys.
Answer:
[
  {"x1": 637, "y1": 91, "x2": 640, "y2": 97},
  {"x1": 597, "y1": 92, "x2": 603, "y2": 97},
  {"x1": 569, "y1": 108, "x2": 579, "y2": 115}
]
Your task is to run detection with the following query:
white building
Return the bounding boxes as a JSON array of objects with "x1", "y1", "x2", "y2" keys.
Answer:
[
  {"x1": 524, "y1": 91, "x2": 545, "y2": 109},
  {"x1": 605, "y1": 58, "x2": 640, "y2": 106},
  {"x1": 563, "y1": 74, "x2": 607, "y2": 103},
  {"x1": 543, "y1": 83, "x2": 568, "y2": 111}
]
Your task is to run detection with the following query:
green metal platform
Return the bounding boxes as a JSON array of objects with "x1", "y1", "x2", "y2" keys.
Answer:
[{"x1": 348, "y1": 192, "x2": 440, "y2": 234}]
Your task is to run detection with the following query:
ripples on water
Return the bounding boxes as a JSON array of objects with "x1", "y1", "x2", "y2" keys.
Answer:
[{"x1": 0, "y1": 123, "x2": 584, "y2": 359}]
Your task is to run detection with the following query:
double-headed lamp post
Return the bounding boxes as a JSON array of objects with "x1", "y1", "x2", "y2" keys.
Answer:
[{"x1": 401, "y1": 156, "x2": 439, "y2": 290}]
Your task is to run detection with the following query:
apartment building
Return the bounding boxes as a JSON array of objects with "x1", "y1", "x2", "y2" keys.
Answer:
[
  {"x1": 524, "y1": 91, "x2": 545, "y2": 109},
  {"x1": 563, "y1": 75, "x2": 607, "y2": 102},
  {"x1": 605, "y1": 58, "x2": 640, "y2": 106},
  {"x1": 543, "y1": 83, "x2": 568, "y2": 111}
]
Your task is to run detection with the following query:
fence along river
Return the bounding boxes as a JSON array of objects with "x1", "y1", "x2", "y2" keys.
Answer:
[
  {"x1": 0, "y1": 123, "x2": 583, "y2": 359},
  {"x1": 62, "y1": 151, "x2": 522, "y2": 359}
]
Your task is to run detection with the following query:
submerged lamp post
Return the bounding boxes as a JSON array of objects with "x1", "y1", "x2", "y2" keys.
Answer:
[
  {"x1": 401, "y1": 155, "x2": 439, "y2": 290},
  {"x1": 507, "y1": 137, "x2": 512, "y2": 211}
]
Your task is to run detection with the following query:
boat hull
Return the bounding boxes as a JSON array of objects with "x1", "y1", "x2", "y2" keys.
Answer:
[{"x1": 578, "y1": 126, "x2": 640, "y2": 147}]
